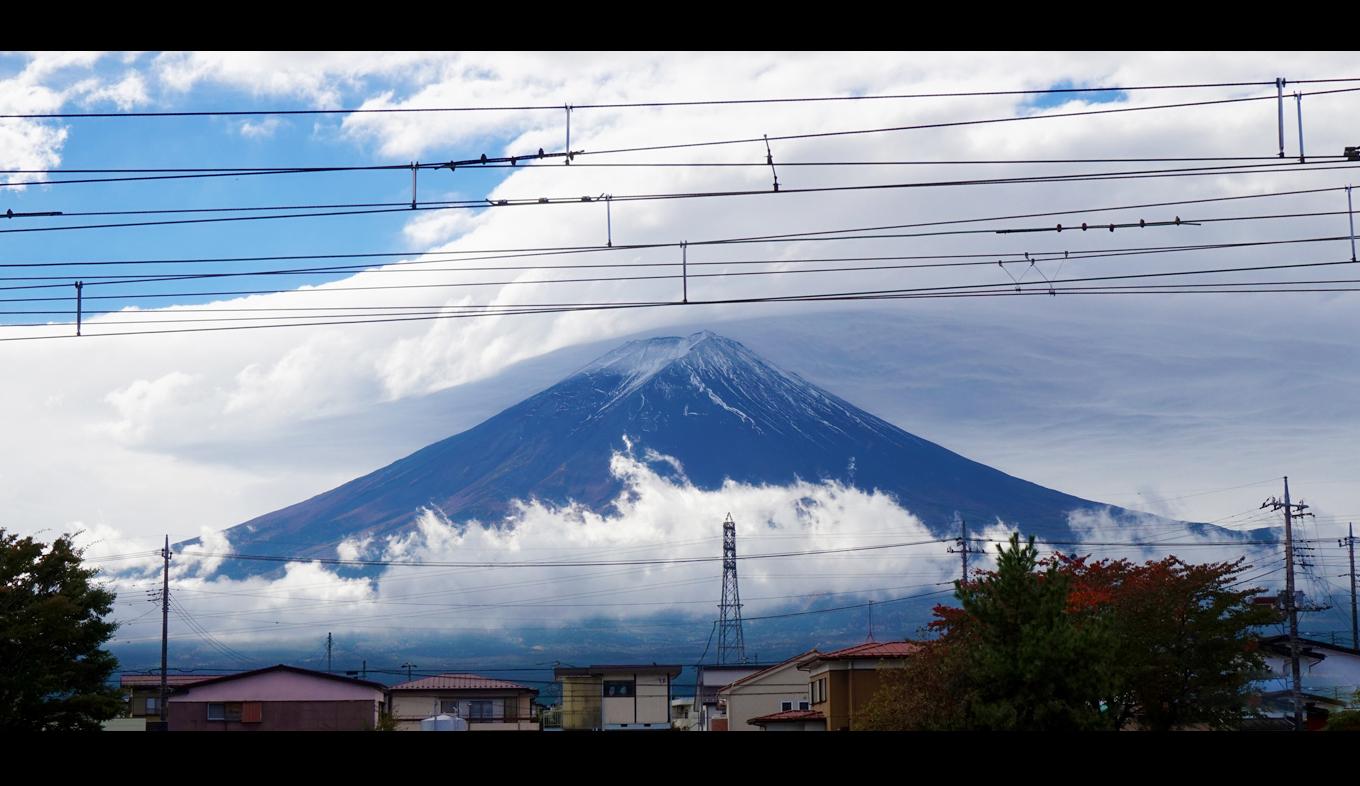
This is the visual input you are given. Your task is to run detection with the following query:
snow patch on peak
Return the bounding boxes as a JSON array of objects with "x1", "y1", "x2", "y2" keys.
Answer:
[{"x1": 579, "y1": 330, "x2": 744, "y2": 414}]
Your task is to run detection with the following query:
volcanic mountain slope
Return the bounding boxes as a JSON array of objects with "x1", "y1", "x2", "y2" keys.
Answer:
[{"x1": 213, "y1": 330, "x2": 1175, "y2": 560}]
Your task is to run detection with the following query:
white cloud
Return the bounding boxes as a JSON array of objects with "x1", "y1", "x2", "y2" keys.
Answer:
[
  {"x1": 2, "y1": 51, "x2": 1358, "y2": 582},
  {"x1": 238, "y1": 116, "x2": 283, "y2": 139},
  {"x1": 105, "y1": 445, "x2": 960, "y2": 647},
  {"x1": 74, "y1": 72, "x2": 149, "y2": 110}
]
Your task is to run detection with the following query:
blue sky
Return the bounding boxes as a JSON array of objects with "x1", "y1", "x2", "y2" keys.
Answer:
[
  {"x1": 2, "y1": 59, "x2": 517, "y2": 319},
  {"x1": 2, "y1": 52, "x2": 1358, "y2": 649}
]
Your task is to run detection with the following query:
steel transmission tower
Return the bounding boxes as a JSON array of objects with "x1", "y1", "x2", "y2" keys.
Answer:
[{"x1": 717, "y1": 513, "x2": 748, "y2": 664}]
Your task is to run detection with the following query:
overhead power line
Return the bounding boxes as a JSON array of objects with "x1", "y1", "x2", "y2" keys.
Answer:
[
  {"x1": 7, "y1": 278, "x2": 1360, "y2": 341},
  {"x1": 0, "y1": 231, "x2": 1351, "y2": 300},
  {"x1": 3, "y1": 158, "x2": 1357, "y2": 237},
  {"x1": 584, "y1": 85, "x2": 1360, "y2": 157},
  {"x1": 4, "y1": 77, "x2": 1357, "y2": 119},
  {"x1": 0, "y1": 182, "x2": 1343, "y2": 271}
]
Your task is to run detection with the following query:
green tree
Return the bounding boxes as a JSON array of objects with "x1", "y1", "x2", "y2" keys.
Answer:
[
  {"x1": 953, "y1": 533, "x2": 1112, "y2": 730},
  {"x1": 0, "y1": 529, "x2": 123, "y2": 730}
]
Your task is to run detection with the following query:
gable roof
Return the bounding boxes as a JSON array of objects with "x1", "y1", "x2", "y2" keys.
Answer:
[
  {"x1": 167, "y1": 664, "x2": 386, "y2": 694},
  {"x1": 719, "y1": 650, "x2": 819, "y2": 694},
  {"x1": 390, "y1": 673, "x2": 538, "y2": 693},
  {"x1": 801, "y1": 641, "x2": 920, "y2": 667}
]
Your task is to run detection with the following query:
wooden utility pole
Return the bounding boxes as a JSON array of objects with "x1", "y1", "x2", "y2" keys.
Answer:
[
  {"x1": 948, "y1": 516, "x2": 973, "y2": 583},
  {"x1": 1262, "y1": 477, "x2": 1310, "y2": 731},
  {"x1": 1342, "y1": 523, "x2": 1358, "y2": 650},
  {"x1": 160, "y1": 535, "x2": 170, "y2": 725}
]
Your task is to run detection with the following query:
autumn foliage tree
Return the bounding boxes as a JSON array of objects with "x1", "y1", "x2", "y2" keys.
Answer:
[
  {"x1": 1058, "y1": 551, "x2": 1276, "y2": 730},
  {"x1": 858, "y1": 534, "x2": 1273, "y2": 731}
]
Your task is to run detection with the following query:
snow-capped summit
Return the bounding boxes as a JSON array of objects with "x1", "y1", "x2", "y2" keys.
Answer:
[{"x1": 212, "y1": 331, "x2": 1174, "y2": 564}]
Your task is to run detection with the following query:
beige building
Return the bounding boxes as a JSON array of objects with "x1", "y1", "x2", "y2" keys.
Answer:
[
  {"x1": 717, "y1": 650, "x2": 819, "y2": 731},
  {"x1": 119, "y1": 674, "x2": 221, "y2": 724},
  {"x1": 801, "y1": 641, "x2": 918, "y2": 731},
  {"x1": 553, "y1": 664, "x2": 682, "y2": 730},
  {"x1": 388, "y1": 673, "x2": 539, "y2": 731}
]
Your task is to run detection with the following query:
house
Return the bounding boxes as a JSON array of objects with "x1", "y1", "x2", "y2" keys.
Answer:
[
  {"x1": 717, "y1": 650, "x2": 820, "y2": 731},
  {"x1": 799, "y1": 641, "x2": 920, "y2": 731},
  {"x1": 553, "y1": 664, "x2": 683, "y2": 730},
  {"x1": 1258, "y1": 635, "x2": 1360, "y2": 700},
  {"x1": 166, "y1": 664, "x2": 387, "y2": 731},
  {"x1": 690, "y1": 662, "x2": 770, "y2": 730},
  {"x1": 388, "y1": 673, "x2": 539, "y2": 731},
  {"x1": 1252, "y1": 636, "x2": 1360, "y2": 729},
  {"x1": 671, "y1": 697, "x2": 696, "y2": 730},
  {"x1": 119, "y1": 674, "x2": 221, "y2": 723}
]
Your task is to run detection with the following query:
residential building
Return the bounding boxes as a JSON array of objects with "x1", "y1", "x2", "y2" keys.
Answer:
[
  {"x1": 1258, "y1": 635, "x2": 1360, "y2": 702},
  {"x1": 690, "y1": 662, "x2": 769, "y2": 730},
  {"x1": 553, "y1": 664, "x2": 682, "y2": 730},
  {"x1": 388, "y1": 673, "x2": 539, "y2": 731},
  {"x1": 800, "y1": 641, "x2": 919, "y2": 731},
  {"x1": 1251, "y1": 636, "x2": 1360, "y2": 729},
  {"x1": 717, "y1": 650, "x2": 819, "y2": 731},
  {"x1": 671, "y1": 697, "x2": 696, "y2": 730},
  {"x1": 119, "y1": 674, "x2": 220, "y2": 723},
  {"x1": 166, "y1": 664, "x2": 387, "y2": 731}
]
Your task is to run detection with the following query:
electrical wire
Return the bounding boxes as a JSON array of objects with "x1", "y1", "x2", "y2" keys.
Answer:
[
  {"x1": 8, "y1": 78, "x2": 1357, "y2": 120},
  {"x1": 5, "y1": 158, "x2": 1359, "y2": 237}
]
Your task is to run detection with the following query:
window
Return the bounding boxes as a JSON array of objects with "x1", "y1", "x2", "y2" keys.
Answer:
[
  {"x1": 440, "y1": 699, "x2": 461, "y2": 716},
  {"x1": 781, "y1": 701, "x2": 793, "y2": 712},
  {"x1": 798, "y1": 701, "x2": 810, "y2": 711},
  {"x1": 145, "y1": 697, "x2": 159, "y2": 714},
  {"x1": 207, "y1": 702, "x2": 243, "y2": 721},
  {"x1": 241, "y1": 702, "x2": 263, "y2": 723},
  {"x1": 469, "y1": 700, "x2": 493, "y2": 720},
  {"x1": 603, "y1": 680, "x2": 635, "y2": 698},
  {"x1": 811, "y1": 678, "x2": 827, "y2": 705}
]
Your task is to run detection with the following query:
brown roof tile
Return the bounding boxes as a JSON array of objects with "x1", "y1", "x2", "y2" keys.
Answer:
[{"x1": 749, "y1": 709, "x2": 825, "y2": 725}]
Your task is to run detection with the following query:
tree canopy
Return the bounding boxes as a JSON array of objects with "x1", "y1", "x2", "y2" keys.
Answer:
[
  {"x1": 858, "y1": 533, "x2": 1274, "y2": 731},
  {"x1": 0, "y1": 529, "x2": 123, "y2": 731}
]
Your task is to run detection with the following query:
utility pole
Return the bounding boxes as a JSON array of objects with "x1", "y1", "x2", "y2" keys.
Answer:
[
  {"x1": 326, "y1": 632, "x2": 333, "y2": 673},
  {"x1": 1262, "y1": 477, "x2": 1311, "y2": 731},
  {"x1": 947, "y1": 516, "x2": 974, "y2": 583},
  {"x1": 160, "y1": 535, "x2": 170, "y2": 725},
  {"x1": 1342, "y1": 523, "x2": 1358, "y2": 650},
  {"x1": 402, "y1": 662, "x2": 417, "y2": 682}
]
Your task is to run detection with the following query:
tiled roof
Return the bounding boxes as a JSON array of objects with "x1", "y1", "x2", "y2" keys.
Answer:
[
  {"x1": 817, "y1": 640, "x2": 920, "y2": 660},
  {"x1": 391, "y1": 673, "x2": 537, "y2": 692},
  {"x1": 120, "y1": 675, "x2": 221, "y2": 688},
  {"x1": 749, "y1": 709, "x2": 825, "y2": 725}
]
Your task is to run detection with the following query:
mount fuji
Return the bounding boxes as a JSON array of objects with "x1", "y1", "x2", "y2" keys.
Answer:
[{"x1": 208, "y1": 330, "x2": 1201, "y2": 565}]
